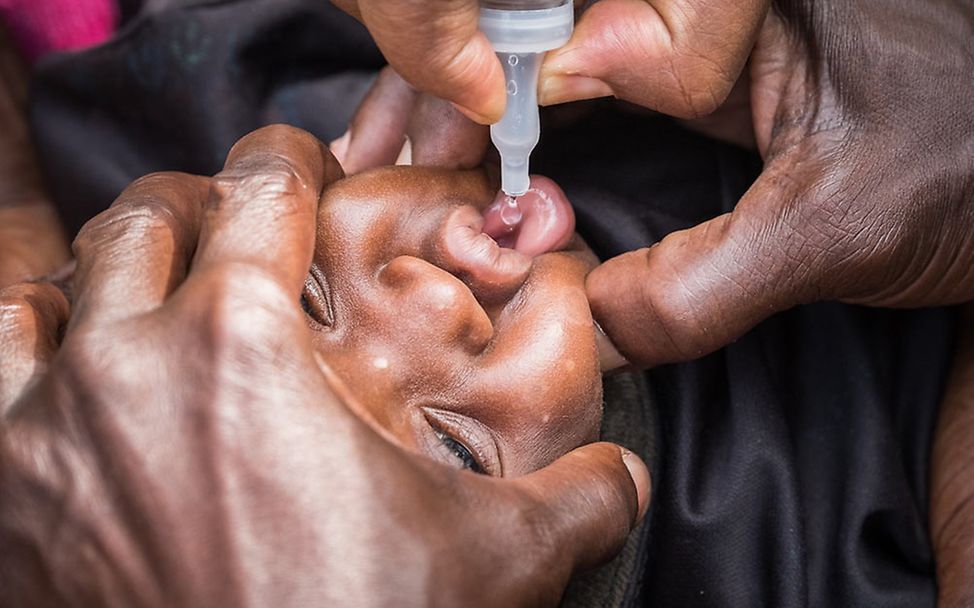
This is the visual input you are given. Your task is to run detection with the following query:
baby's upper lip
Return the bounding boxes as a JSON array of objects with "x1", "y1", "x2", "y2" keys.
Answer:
[
  {"x1": 434, "y1": 175, "x2": 577, "y2": 303},
  {"x1": 435, "y1": 205, "x2": 532, "y2": 303}
]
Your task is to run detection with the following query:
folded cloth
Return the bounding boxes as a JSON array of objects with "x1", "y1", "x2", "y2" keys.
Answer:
[{"x1": 0, "y1": 0, "x2": 117, "y2": 63}]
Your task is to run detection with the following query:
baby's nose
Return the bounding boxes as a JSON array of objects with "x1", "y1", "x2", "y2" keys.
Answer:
[{"x1": 379, "y1": 255, "x2": 494, "y2": 354}]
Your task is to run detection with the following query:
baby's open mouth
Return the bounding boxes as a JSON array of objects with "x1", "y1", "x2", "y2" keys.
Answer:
[{"x1": 481, "y1": 175, "x2": 575, "y2": 257}]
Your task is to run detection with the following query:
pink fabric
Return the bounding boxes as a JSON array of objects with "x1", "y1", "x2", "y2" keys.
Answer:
[{"x1": 0, "y1": 0, "x2": 118, "y2": 63}]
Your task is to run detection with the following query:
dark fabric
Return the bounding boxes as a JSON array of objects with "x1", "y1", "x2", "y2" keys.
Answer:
[
  {"x1": 564, "y1": 371, "x2": 658, "y2": 608},
  {"x1": 30, "y1": 0, "x2": 382, "y2": 235},
  {"x1": 29, "y1": 2, "x2": 954, "y2": 606}
]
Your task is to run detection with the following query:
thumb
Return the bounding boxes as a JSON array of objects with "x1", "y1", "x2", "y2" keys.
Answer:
[
  {"x1": 539, "y1": 0, "x2": 768, "y2": 118},
  {"x1": 354, "y1": 0, "x2": 505, "y2": 124},
  {"x1": 587, "y1": 154, "x2": 821, "y2": 368},
  {"x1": 513, "y1": 442, "x2": 651, "y2": 572}
]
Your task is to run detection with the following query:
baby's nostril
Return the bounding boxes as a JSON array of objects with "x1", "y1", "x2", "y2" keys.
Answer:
[{"x1": 379, "y1": 255, "x2": 494, "y2": 352}]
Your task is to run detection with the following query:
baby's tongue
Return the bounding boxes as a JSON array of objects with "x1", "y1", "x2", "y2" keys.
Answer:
[{"x1": 482, "y1": 176, "x2": 575, "y2": 257}]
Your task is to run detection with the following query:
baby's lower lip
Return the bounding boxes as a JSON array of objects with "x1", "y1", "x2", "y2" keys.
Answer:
[{"x1": 481, "y1": 176, "x2": 576, "y2": 258}]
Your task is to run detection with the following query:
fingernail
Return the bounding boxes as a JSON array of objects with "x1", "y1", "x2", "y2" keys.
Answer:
[
  {"x1": 329, "y1": 130, "x2": 351, "y2": 165},
  {"x1": 621, "y1": 448, "x2": 651, "y2": 523},
  {"x1": 451, "y1": 101, "x2": 498, "y2": 125},
  {"x1": 395, "y1": 136, "x2": 412, "y2": 166},
  {"x1": 539, "y1": 75, "x2": 612, "y2": 106},
  {"x1": 594, "y1": 320, "x2": 631, "y2": 372}
]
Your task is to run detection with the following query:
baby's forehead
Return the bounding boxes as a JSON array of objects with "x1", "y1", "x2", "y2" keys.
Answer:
[{"x1": 321, "y1": 166, "x2": 492, "y2": 207}]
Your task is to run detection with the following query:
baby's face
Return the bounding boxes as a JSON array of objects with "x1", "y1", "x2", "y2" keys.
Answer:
[{"x1": 303, "y1": 167, "x2": 602, "y2": 477}]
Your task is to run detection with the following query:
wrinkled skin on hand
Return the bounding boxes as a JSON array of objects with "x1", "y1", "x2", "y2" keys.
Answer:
[
  {"x1": 588, "y1": 2, "x2": 974, "y2": 365},
  {"x1": 330, "y1": 0, "x2": 766, "y2": 124},
  {"x1": 0, "y1": 125, "x2": 649, "y2": 607},
  {"x1": 583, "y1": 3, "x2": 974, "y2": 601},
  {"x1": 333, "y1": 1, "x2": 974, "y2": 367}
]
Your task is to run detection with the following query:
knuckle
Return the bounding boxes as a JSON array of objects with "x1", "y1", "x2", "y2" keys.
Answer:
[
  {"x1": 0, "y1": 283, "x2": 64, "y2": 337},
  {"x1": 75, "y1": 178, "x2": 187, "y2": 255},
  {"x1": 0, "y1": 292, "x2": 40, "y2": 333},
  {"x1": 190, "y1": 263, "x2": 297, "y2": 357},
  {"x1": 123, "y1": 171, "x2": 196, "y2": 198},
  {"x1": 212, "y1": 156, "x2": 309, "y2": 205},
  {"x1": 635, "y1": 255, "x2": 709, "y2": 360}
]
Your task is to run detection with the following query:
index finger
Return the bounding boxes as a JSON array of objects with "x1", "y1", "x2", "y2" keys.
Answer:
[
  {"x1": 341, "y1": 0, "x2": 505, "y2": 124},
  {"x1": 190, "y1": 125, "x2": 342, "y2": 296}
]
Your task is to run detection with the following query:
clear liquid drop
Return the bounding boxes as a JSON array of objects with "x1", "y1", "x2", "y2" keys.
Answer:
[
  {"x1": 499, "y1": 196, "x2": 523, "y2": 226},
  {"x1": 507, "y1": 79, "x2": 518, "y2": 96},
  {"x1": 508, "y1": 54, "x2": 519, "y2": 66}
]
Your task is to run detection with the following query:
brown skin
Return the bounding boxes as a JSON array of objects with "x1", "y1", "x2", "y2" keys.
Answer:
[
  {"x1": 0, "y1": 125, "x2": 650, "y2": 607},
  {"x1": 0, "y1": 27, "x2": 71, "y2": 288},
  {"x1": 339, "y1": 0, "x2": 974, "y2": 599},
  {"x1": 932, "y1": 306, "x2": 974, "y2": 607},
  {"x1": 329, "y1": 67, "x2": 491, "y2": 176},
  {"x1": 308, "y1": 166, "x2": 603, "y2": 476},
  {"x1": 586, "y1": 3, "x2": 974, "y2": 366},
  {"x1": 330, "y1": 0, "x2": 769, "y2": 124}
]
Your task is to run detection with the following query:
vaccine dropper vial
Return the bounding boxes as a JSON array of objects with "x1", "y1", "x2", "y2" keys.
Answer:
[{"x1": 479, "y1": 0, "x2": 573, "y2": 197}]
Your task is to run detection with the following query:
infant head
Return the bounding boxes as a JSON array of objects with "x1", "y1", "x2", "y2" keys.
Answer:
[{"x1": 303, "y1": 167, "x2": 602, "y2": 476}]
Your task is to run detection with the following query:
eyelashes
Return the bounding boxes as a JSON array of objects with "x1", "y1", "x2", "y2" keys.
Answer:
[
  {"x1": 300, "y1": 262, "x2": 495, "y2": 477},
  {"x1": 435, "y1": 430, "x2": 486, "y2": 475},
  {"x1": 301, "y1": 265, "x2": 334, "y2": 327},
  {"x1": 300, "y1": 292, "x2": 314, "y2": 316}
]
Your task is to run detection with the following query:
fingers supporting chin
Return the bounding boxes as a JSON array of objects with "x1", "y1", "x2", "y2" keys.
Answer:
[{"x1": 512, "y1": 442, "x2": 649, "y2": 574}]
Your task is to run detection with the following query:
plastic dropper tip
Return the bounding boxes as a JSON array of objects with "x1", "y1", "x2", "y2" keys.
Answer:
[{"x1": 500, "y1": 157, "x2": 530, "y2": 197}]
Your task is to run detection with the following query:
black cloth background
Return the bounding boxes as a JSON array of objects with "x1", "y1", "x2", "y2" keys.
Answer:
[{"x1": 28, "y1": 1, "x2": 954, "y2": 605}]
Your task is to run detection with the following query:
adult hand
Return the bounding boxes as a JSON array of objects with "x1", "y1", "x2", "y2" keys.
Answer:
[
  {"x1": 329, "y1": 67, "x2": 489, "y2": 176},
  {"x1": 0, "y1": 125, "x2": 650, "y2": 607},
  {"x1": 0, "y1": 27, "x2": 70, "y2": 289},
  {"x1": 329, "y1": 0, "x2": 769, "y2": 164},
  {"x1": 330, "y1": 0, "x2": 504, "y2": 124},
  {"x1": 932, "y1": 305, "x2": 974, "y2": 607},
  {"x1": 539, "y1": 0, "x2": 769, "y2": 117},
  {"x1": 589, "y1": 2, "x2": 974, "y2": 367}
]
